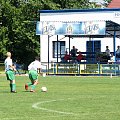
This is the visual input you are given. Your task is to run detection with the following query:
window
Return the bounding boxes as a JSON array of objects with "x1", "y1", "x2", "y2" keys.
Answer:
[{"x1": 53, "y1": 41, "x2": 65, "y2": 58}]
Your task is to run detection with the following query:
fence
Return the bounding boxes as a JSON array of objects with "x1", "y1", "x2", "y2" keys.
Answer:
[
  {"x1": 1, "y1": 62, "x2": 120, "y2": 76},
  {"x1": 41, "y1": 62, "x2": 120, "y2": 76}
]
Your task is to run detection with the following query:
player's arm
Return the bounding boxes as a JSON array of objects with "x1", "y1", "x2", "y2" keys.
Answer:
[
  {"x1": 10, "y1": 64, "x2": 16, "y2": 71},
  {"x1": 8, "y1": 60, "x2": 16, "y2": 71}
]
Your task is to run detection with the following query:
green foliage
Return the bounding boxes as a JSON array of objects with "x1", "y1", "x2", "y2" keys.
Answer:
[
  {"x1": 0, "y1": 0, "x2": 40, "y2": 65},
  {"x1": 104, "y1": 0, "x2": 112, "y2": 7},
  {"x1": 52, "y1": 0, "x2": 91, "y2": 9}
]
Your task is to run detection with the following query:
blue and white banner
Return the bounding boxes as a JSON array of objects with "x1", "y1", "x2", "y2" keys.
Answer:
[
  {"x1": 36, "y1": 21, "x2": 106, "y2": 35},
  {"x1": 81, "y1": 21, "x2": 106, "y2": 35}
]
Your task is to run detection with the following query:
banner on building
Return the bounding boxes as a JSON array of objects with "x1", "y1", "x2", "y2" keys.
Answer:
[{"x1": 36, "y1": 21, "x2": 106, "y2": 35}]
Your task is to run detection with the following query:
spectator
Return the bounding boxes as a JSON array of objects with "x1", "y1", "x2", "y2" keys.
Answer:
[
  {"x1": 105, "y1": 46, "x2": 110, "y2": 56},
  {"x1": 116, "y1": 46, "x2": 120, "y2": 58},
  {"x1": 70, "y1": 46, "x2": 78, "y2": 58},
  {"x1": 76, "y1": 51, "x2": 84, "y2": 63},
  {"x1": 61, "y1": 51, "x2": 71, "y2": 63},
  {"x1": 70, "y1": 46, "x2": 78, "y2": 63},
  {"x1": 105, "y1": 46, "x2": 110, "y2": 60},
  {"x1": 108, "y1": 53, "x2": 115, "y2": 64}
]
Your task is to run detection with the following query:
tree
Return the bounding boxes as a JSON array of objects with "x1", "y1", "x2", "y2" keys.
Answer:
[
  {"x1": 0, "y1": 0, "x2": 40, "y2": 66},
  {"x1": 104, "y1": 0, "x2": 112, "y2": 7}
]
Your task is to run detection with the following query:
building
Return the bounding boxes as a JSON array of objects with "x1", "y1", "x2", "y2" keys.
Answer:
[{"x1": 36, "y1": 8, "x2": 120, "y2": 64}]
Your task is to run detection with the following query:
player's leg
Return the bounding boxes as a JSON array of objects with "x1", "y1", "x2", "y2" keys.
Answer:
[
  {"x1": 30, "y1": 80, "x2": 38, "y2": 92},
  {"x1": 30, "y1": 70, "x2": 38, "y2": 92},
  {"x1": 6, "y1": 72, "x2": 12, "y2": 92},
  {"x1": 25, "y1": 82, "x2": 32, "y2": 90},
  {"x1": 10, "y1": 80, "x2": 16, "y2": 93},
  {"x1": 6, "y1": 70, "x2": 16, "y2": 93},
  {"x1": 25, "y1": 71, "x2": 33, "y2": 90}
]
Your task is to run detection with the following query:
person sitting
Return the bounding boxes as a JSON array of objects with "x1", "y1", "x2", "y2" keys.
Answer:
[
  {"x1": 116, "y1": 46, "x2": 120, "y2": 58},
  {"x1": 108, "y1": 53, "x2": 115, "y2": 64},
  {"x1": 61, "y1": 51, "x2": 71, "y2": 63},
  {"x1": 76, "y1": 51, "x2": 84, "y2": 63}
]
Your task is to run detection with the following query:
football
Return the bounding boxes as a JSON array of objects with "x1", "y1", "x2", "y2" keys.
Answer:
[{"x1": 41, "y1": 87, "x2": 47, "y2": 92}]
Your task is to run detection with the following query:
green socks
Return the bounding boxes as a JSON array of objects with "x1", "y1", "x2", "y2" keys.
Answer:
[
  {"x1": 31, "y1": 85, "x2": 35, "y2": 90},
  {"x1": 10, "y1": 84, "x2": 16, "y2": 92},
  {"x1": 26, "y1": 82, "x2": 36, "y2": 91},
  {"x1": 12, "y1": 84, "x2": 16, "y2": 91}
]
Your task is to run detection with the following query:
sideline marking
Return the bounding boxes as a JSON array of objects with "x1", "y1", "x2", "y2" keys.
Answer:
[{"x1": 32, "y1": 98, "x2": 76, "y2": 115}]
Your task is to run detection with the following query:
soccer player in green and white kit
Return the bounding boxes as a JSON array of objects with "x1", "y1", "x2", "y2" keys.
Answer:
[
  {"x1": 4, "y1": 52, "x2": 17, "y2": 93},
  {"x1": 25, "y1": 56, "x2": 41, "y2": 92}
]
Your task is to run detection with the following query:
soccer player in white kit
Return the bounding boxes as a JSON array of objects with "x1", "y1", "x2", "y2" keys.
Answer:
[
  {"x1": 25, "y1": 56, "x2": 41, "y2": 92},
  {"x1": 4, "y1": 52, "x2": 17, "y2": 93}
]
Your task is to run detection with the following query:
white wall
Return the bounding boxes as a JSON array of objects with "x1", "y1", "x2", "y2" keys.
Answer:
[{"x1": 40, "y1": 35, "x2": 120, "y2": 63}]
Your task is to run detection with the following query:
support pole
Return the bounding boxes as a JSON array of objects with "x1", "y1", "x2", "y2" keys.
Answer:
[
  {"x1": 113, "y1": 31, "x2": 116, "y2": 57},
  {"x1": 113, "y1": 30, "x2": 116, "y2": 75},
  {"x1": 48, "y1": 35, "x2": 50, "y2": 74},
  {"x1": 57, "y1": 35, "x2": 59, "y2": 63},
  {"x1": 113, "y1": 31, "x2": 116, "y2": 58},
  {"x1": 69, "y1": 36, "x2": 70, "y2": 55}
]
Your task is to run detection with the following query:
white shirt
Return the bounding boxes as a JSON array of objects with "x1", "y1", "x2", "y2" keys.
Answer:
[
  {"x1": 110, "y1": 55, "x2": 115, "y2": 62},
  {"x1": 28, "y1": 60, "x2": 41, "y2": 71},
  {"x1": 4, "y1": 57, "x2": 13, "y2": 71}
]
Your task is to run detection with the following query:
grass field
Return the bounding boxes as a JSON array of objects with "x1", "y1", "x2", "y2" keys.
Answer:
[{"x1": 0, "y1": 75, "x2": 120, "y2": 120}]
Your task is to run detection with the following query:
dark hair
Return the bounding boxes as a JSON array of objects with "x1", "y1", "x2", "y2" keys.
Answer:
[{"x1": 35, "y1": 56, "x2": 40, "y2": 61}]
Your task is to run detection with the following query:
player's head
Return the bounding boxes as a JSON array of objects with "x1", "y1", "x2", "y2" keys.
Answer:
[
  {"x1": 35, "y1": 56, "x2": 40, "y2": 61},
  {"x1": 6, "y1": 52, "x2": 11, "y2": 57}
]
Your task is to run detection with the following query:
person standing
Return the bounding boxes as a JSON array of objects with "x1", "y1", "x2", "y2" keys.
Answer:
[
  {"x1": 116, "y1": 46, "x2": 120, "y2": 58},
  {"x1": 70, "y1": 46, "x2": 78, "y2": 62},
  {"x1": 105, "y1": 46, "x2": 110, "y2": 56},
  {"x1": 4, "y1": 52, "x2": 17, "y2": 93},
  {"x1": 70, "y1": 46, "x2": 78, "y2": 58},
  {"x1": 25, "y1": 56, "x2": 41, "y2": 92},
  {"x1": 105, "y1": 46, "x2": 110, "y2": 60}
]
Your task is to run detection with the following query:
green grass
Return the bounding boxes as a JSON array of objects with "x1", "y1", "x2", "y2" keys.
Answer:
[{"x1": 0, "y1": 75, "x2": 120, "y2": 120}]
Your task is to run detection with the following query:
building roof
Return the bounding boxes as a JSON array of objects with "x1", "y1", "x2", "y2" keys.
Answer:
[
  {"x1": 107, "y1": 0, "x2": 120, "y2": 8},
  {"x1": 39, "y1": 8, "x2": 120, "y2": 13}
]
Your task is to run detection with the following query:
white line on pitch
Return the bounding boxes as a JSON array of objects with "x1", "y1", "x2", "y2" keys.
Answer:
[{"x1": 32, "y1": 98, "x2": 77, "y2": 115}]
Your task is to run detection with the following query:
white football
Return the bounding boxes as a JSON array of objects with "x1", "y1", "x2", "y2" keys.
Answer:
[{"x1": 41, "y1": 87, "x2": 47, "y2": 92}]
